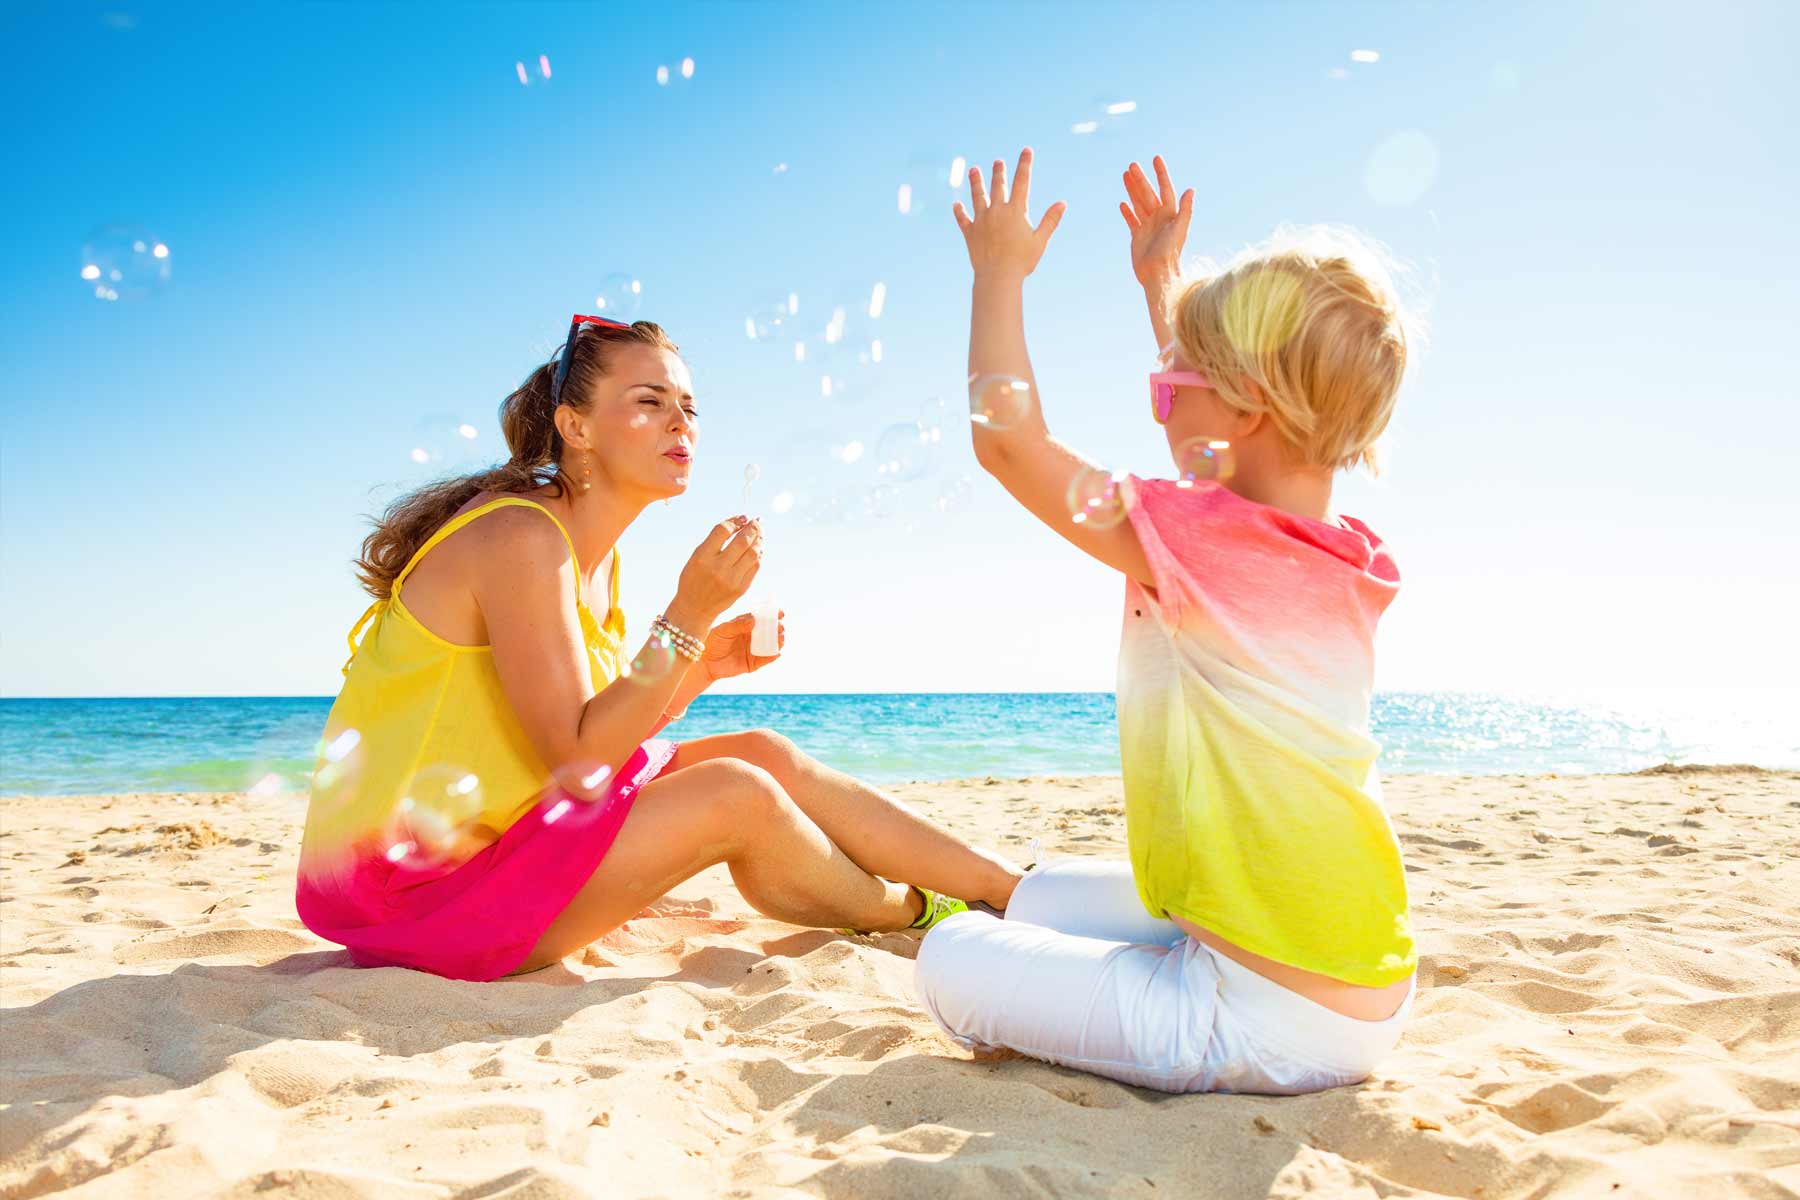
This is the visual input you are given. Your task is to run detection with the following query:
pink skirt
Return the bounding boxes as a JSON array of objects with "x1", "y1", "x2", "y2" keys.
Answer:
[{"x1": 295, "y1": 739, "x2": 679, "y2": 981}]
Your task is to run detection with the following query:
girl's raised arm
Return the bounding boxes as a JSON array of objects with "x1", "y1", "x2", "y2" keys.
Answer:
[{"x1": 955, "y1": 148, "x2": 1154, "y2": 588}]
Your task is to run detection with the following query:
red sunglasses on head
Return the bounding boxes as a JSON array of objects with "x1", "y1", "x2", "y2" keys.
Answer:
[{"x1": 551, "y1": 313, "x2": 634, "y2": 406}]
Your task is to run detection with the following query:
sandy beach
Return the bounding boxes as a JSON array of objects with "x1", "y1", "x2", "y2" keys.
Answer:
[{"x1": 3, "y1": 766, "x2": 1796, "y2": 1198}]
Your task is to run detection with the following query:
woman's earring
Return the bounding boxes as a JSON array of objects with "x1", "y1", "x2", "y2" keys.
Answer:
[{"x1": 581, "y1": 452, "x2": 592, "y2": 493}]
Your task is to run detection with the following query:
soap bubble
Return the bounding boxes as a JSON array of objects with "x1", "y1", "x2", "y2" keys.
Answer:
[
  {"x1": 932, "y1": 473, "x2": 975, "y2": 515},
  {"x1": 815, "y1": 283, "x2": 887, "y2": 382},
  {"x1": 550, "y1": 760, "x2": 614, "y2": 803},
  {"x1": 623, "y1": 637, "x2": 680, "y2": 685},
  {"x1": 594, "y1": 273, "x2": 643, "y2": 318},
  {"x1": 408, "y1": 416, "x2": 486, "y2": 470},
  {"x1": 1071, "y1": 93, "x2": 1137, "y2": 138},
  {"x1": 918, "y1": 394, "x2": 955, "y2": 432},
  {"x1": 1066, "y1": 467, "x2": 1128, "y2": 529},
  {"x1": 898, "y1": 150, "x2": 963, "y2": 217},
  {"x1": 822, "y1": 305, "x2": 849, "y2": 348},
  {"x1": 866, "y1": 482, "x2": 904, "y2": 519},
  {"x1": 769, "y1": 489, "x2": 797, "y2": 515},
  {"x1": 391, "y1": 765, "x2": 485, "y2": 862},
  {"x1": 656, "y1": 64, "x2": 670, "y2": 85},
  {"x1": 742, "y1": 462, "x2": 760, "y2": 510},
  {"x1": 79, "y1": 225, "x2": 171, "y2": 302},
  {"x1": 1175, "y1": 438, "x2": 1236, "y2": 487},
  {"x1": 806, "y1": 486, "x2": 867, "y2": 527},
  {"x1": 873, "y1": 422, "x2": 934, "y2": 482},
  {"x1": 746, "y1": 292, "x2": 799, "y2": 342},
  {"x1": 1364, "y1": 131, "x2": 1439, "y2": 206},
  {"x1": 968, "y1": 374, "x2": 1032, "y2": 429},
  {"x1": 312, "y1": 727, "x2": 365, "y2": 793}
]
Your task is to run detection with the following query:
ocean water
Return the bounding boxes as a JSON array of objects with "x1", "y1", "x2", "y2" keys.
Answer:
[{"x1": 2, "y1": 690, "x2": 1795, "y2": 797}]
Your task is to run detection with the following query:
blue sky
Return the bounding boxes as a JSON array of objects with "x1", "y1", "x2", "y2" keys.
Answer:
[{"x1": 3, "y1": 1, "x2": 1796, "y2": 700}]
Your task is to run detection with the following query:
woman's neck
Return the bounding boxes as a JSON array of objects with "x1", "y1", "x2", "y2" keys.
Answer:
[{"x1": 532, "y1": 481, "x2": 647, "y2": 591}]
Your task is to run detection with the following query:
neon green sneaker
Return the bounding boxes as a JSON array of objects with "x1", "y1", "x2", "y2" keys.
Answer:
[
  {"x1": 907, "y1": 886, "x2": 969, "y2": 932},
  {"x1": 838, "y1": 886, "x2": 968, "y2": 937}
]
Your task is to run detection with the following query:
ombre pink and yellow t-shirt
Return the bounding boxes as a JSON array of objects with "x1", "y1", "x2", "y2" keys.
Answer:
[{"x1": 1118, "y1": 476, "x2": 1414, "y2": 987}]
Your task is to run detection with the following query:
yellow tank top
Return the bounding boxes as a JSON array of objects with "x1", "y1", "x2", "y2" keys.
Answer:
[{"x1": 300, "y1": 498, "x2": 625, "y2": 869}]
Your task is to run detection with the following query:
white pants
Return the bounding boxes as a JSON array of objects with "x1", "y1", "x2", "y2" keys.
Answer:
[{"x1": 914, "y1": 860, "x2": 1414, "y2": 1095}]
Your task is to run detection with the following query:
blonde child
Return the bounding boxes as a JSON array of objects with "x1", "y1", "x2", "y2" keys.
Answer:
[{"x1": 914, "y1": 150, "x2": 1417, "y2": 1094}]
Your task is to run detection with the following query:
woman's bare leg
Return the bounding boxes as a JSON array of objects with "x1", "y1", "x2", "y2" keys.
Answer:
[
  {"x1": 668, "y1": 731, "x2": 1022, "y2": 912},
  {"x1": 509, "y1": 757, "x2": 920, "y2": 974}
]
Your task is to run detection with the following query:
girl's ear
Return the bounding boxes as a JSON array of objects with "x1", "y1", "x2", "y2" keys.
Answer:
[{"x1": 1234, "y1": 379, "x2": 1268, "y2": 440}]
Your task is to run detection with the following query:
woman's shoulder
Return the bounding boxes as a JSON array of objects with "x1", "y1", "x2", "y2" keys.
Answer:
[{"x1": 441, "y1": 493, "x2": 573, "y2": 568}]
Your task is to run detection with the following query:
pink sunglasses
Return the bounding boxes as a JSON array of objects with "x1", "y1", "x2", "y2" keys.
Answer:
[{"x1": 1150, "y1": 369, "x2": 1212, "y2": 425}]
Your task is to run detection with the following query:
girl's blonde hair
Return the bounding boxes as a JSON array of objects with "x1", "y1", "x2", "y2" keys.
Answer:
[{"x1": 1171, "y1": 225, "x2": 1420, "y2": 477}]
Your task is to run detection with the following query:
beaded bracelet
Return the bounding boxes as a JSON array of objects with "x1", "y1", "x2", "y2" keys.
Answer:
[
  {"x1": 652, "y1": 630, "x2": 701, "y2": 664},
  {"x1": 654, "y1": 615, "x2": 705, "y2": 656},
  {"x1": 652, "y1": 628, "x2": 703, "y2": 663},
  {"x1": 651, "y1": 615, "x2": 705, "y2": 662}
]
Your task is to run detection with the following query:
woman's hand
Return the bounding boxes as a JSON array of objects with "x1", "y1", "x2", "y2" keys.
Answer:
[
  {"x1": 954, "y1": 148, "x2": 1066, "y2": 281},
  {"x1": 699, "y1": 610, "x2": 785, "y2": 681},
  {"x1": 670, "y1": 516, "x2": 762, "y2": 631},
  {"x1": 1120, "y1": 155, "x2": 1194, "y2": 290}
]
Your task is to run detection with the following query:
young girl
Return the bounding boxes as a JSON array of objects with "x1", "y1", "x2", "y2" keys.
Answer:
[
  {"x1": 297, "y1": 316, "x2": 1020, "y2": 982},
  {"x1": 914, "y1": 150, "x2": 1417, "y2": 1094}
]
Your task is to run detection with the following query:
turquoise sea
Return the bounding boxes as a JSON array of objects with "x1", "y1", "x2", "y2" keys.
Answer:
[{"x1": 2, "y1": 691, "x2": 1795, "y2": 797}]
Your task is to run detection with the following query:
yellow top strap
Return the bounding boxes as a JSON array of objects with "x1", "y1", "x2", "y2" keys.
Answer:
[
  {"x1": 341, "y1": 598, "x2": 385, "y2": 677},
  {"x1": 608, "y1": 545, "x2": 621, "y2": 612},
  {"x1": 391, "y1": 497, "x2": 585, "y2": 604}
]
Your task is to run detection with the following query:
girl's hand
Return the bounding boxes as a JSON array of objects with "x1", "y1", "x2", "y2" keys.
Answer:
[
  {"x1": 955, "y1": 147, "x2": 1066, "y2": 281},
  {"x1": 700, "y1": 610, "x2": 785, "y2": 681},
  {"x1": 671, "y1": 517, "x2": 762, "y2": 628},
  {"x1": 1120, "y1": 155, "x2": 1194, "y2": 289}
]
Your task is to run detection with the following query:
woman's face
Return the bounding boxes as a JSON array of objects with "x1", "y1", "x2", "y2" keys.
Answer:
[{"x1": 571, "y1": 344, "x2": 697, "y2": 501}]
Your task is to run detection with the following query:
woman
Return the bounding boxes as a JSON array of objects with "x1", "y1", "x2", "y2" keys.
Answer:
[{"x1": 296, "y1": 314, "x2": 1022, "y2": 981}]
